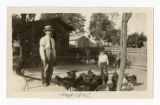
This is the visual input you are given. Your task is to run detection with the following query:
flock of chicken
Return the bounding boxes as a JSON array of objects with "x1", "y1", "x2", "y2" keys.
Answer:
[
  {"x1": 53, "y1": 69, "x2": 119, "y2": 91},
  {"x1": 53, "y1": 69, "x2": 137, "y2": 91}
]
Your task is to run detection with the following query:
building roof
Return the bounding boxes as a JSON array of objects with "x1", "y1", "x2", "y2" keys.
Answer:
[
  {"x1": 70, "y1": 35, "x2": 96, "y2": 44},
  {"x1": 70, "y1": 35, "x2": 84, "y2": 40}
]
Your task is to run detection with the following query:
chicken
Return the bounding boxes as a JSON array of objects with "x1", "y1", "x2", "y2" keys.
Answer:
[
  {"x1": 109, "y1": 71, "x2": 118, "y2": 91},
  {"x1": 67, "y1": 70, "x2": 77, "y2": 80},
  {"x1": 76, "y1": 84, "x2": 90, "y2": 91},
  {"x1": 88, "y1": 75, "x2": 101, "y2": 91},
  {"x1": 101, "y1": 70, "x2": 109, "y2": 84},
  {"x1": 72, "y1": 76, "x2": 84, "y2": 90},
  {"x1": 73, "y1": 70, "x2": 98, "y2": 91},
  {"x1": 54, "y1": 69, "x2": 107, "y2": 91},
  {"x1": 125, "y1": 74, "x2": 137, "y2": 87},
  {"x1": 94, "y1": 75, "x2": 103, "y2": 86},
  {"x1": 54, "y1": 76, "x2": 73, "y2": 90}
]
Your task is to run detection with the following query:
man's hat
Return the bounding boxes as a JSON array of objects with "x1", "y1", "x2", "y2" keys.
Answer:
[{"x1": 43, "y1": 25, "x2": 54, "y2": 32}]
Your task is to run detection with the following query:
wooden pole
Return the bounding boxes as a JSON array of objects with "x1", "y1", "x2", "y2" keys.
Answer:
[{"x1": 117, "y1": 13, "x2": 132, "y2": 91}]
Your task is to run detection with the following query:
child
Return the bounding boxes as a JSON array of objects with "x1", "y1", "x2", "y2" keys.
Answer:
[{"x1": 98, "y1": 50, "x2": 109, "y2": 72}]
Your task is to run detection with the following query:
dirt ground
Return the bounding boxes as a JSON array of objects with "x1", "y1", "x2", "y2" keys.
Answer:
[{"x1": 23, "y1": 64, "x2": 147, "y2": 92}]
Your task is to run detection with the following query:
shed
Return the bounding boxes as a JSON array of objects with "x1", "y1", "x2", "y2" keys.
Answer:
[
  {"x1": 69, "y1": 35, "x2": 97, "y2": 48},
  {"x1": 22, "y1": 18, "x2": 74, "y2": 64}
]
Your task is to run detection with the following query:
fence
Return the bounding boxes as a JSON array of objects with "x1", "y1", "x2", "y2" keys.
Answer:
[{"x1": 105, "y1": 47, "x2": 147, "y2": 68}]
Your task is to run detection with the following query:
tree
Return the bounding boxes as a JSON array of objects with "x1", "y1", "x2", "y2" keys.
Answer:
[
  {"x1": 117, "y1": 13, "x2": 132, "y2": 91},
  {"x1": 12, "y1": 14, "x2": 36, "y2": 58},
  {"x1": 138, "y1": 32, "x2": 147, "y2": 47},
  {"x1": 110, "y1": 29, "x2": 121, "y2": 45},
  {"x1": 12, "y1": 14, "x2": 36, "y2": 42},
  {"x1": 89, "y1": 13, "x2": 114, "y2": 40},
  {"x1": 127, "y1": 32, "x2": 147, "y2": 48},
  {"x1": 40, "y1": 13, "x2": 86, "y2": 34},
  {"x1": 12, "y1": 14, "x2": 21, "y2": 42},
  {"x1": 89, "y1": 13, "x2": 120, "y2": 45}
]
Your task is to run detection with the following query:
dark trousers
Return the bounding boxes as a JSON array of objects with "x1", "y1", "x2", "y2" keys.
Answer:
[
  {"x1": 99, "y1": 62, "x2": 107, "y2": 72},
  {"x1": 41, "y1": 60, "x2": 53, "y2": 85}
]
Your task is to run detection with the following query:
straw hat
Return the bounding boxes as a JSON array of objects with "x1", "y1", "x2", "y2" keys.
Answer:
[{"x1": 43, "y1": 25, "x2": 54, "y2": 32}]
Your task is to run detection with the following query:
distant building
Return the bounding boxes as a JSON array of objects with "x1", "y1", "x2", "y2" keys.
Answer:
[{"x1": 69, "y1": 35, "x2": 97, "y2": 48}]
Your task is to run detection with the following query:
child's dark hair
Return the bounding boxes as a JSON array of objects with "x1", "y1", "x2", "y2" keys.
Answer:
[{"x1": 99, "y1": 49, "x2": 105, "y2": 53}]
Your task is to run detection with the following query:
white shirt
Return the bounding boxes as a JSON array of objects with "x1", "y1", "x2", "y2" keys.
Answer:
[
  {"x1": 98, "y1": 54, "x2": 109, "y2": 65},
  {"x1": 39, "y1": 35, "x2": 55, "y2": 61}
]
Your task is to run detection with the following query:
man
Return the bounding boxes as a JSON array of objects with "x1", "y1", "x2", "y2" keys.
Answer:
[{"x1": 39, "y1": 25, "x2": 56, "y2": 86}]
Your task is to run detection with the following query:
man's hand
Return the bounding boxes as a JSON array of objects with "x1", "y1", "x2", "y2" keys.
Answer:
[
  {"x1": 53, "y1": 59, "x2": 56, "y2": 66},
  {"x1": 106, "y1": 62, "x2": 109, "y2": 66},
  {"x1": 42, "y1": 59, "x2": 48, "y2": 66}
]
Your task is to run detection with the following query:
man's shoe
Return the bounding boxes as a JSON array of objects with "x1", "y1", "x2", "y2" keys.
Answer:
[{"x1": 47, "y1": 82, "x2": 50, "y2": 86}]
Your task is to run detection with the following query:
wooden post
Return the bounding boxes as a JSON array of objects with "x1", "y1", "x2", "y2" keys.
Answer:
[
  {"x1": 20, "y1": 14, "x2": 27, "y2": 58},
  {"x1": 117, "y1": 13, "x2": 132, "y2": 91}
]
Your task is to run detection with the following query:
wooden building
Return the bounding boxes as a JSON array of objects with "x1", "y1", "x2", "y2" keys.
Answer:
[
  {"x1": 21, "y1": 18, "x2": 74, "y2": 64},
  {"x1": 69, "y1": 35, "x2": 97, "y2": 48}
]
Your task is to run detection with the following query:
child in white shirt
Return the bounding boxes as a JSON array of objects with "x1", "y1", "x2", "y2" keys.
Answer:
[{"x1": 98, "y1": 50, "x2": 109, "y2": 72}]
